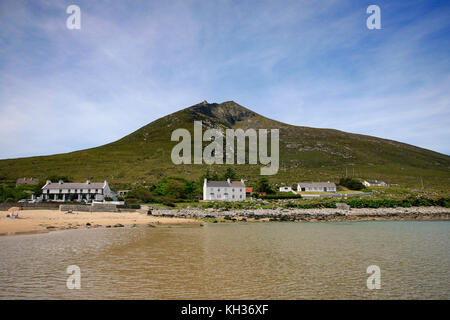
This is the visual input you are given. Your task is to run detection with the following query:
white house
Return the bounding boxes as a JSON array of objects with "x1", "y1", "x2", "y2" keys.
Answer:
[
  {"x1": 362, "y1": 180, "x2": 389, "y2": 187},
  {"x1": 297, "y1": 182, "x2": 336, "y2": 193},
  {"x1": 203, "y1": 178, "x2": 246, "y2": 201},
  {"x1": 41, "y1": 180, "x2": 115, "y2": 202},
  {"x1": 279, "y1": 186, "x2": 293, "y2": 192}
]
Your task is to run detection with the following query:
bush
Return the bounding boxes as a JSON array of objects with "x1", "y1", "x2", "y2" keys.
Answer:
[
  {"x1": 339, "y1": 177, "x2": 364, "y2": 190},
  {"x1": 153, "y1": 176, "x2": 198, "y2": 200},
  {"x1": 254, "y1": 177, "x2": 274, "y2": 194},
  {"x1": 258, "y1": 194, "x2": 302, "y2": 200},
  {"x1": 125, "y1": 188, "x2": 155, "y2": 203},
  {"x1": 437, "y1": 197, "x2": 450, "y2": 208}
]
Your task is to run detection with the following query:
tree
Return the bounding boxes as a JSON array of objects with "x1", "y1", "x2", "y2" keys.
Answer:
[
  {"x1": 210, "y1": 172, "x2": 219, "y2": 180},
  {"x1": 254, "y1": 177, "x2": 274, "y2": 194},
  {"x1": 153, "y1": 176, "x2": 198, "y2": 200},
  {"x1": 45, "y1": 175, "x2": 73, "y2": 182},
  {"x1": 339, "y1": 177, "x2": 364, "y2": 190},
  {"x1": 223, "y1": 167, "x2": 237, "y2": 180},
  {"x1": 125, "y1": 187, "x2": 154, "y2": 203}
]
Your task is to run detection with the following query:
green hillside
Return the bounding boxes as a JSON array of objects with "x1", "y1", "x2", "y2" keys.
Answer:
[{"x1": 1, "y1": 101, "x2": 449, "y2": 191}]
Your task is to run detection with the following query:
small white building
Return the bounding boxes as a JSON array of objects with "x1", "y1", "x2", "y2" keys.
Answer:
[
  {"x1": 203, "y1": 179, "x2": 246, "y2": 201},
  {"x1": 41, "y1": 180, "x2": 115, "y2": 202},
  {"x1": 279, "y1": 186, "x2": 293, "y2": 192},
  {"x1": 297, "y1": 182, "x2": 336, "y2": 193},
  {"x1": 362, "y1": 180, "x2": 389, "y2": 187}
]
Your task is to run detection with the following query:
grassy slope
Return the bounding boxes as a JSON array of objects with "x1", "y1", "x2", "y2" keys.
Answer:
[{"x1": 0, "y1": 101, "x2": 449, "y2": 191}]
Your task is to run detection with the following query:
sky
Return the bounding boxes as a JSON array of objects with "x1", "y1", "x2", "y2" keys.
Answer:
[{"x1": 0, "y1": 0, "x2": 449, "y2": 159}]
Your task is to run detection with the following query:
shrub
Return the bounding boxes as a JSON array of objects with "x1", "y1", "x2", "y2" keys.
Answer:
[
  {"x1": 339, "y1": 177, "x2": 364, "y2": 190},
  {"x1": 258, "y1": 194, "x2": 302, "y2": 200},
  {"x1": 254, "y1": 177, "x2": 274, "y2": 194},
  {"x1": 153, "y1": 176, "x2": 198, "y2": 200}
]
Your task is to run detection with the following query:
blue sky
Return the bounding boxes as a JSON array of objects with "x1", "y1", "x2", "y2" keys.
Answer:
[{"x1": 0, "y1": 0, "x2": 449, "y2": 159}]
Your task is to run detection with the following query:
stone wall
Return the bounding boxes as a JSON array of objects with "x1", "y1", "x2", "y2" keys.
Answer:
[
  {"x1": 59, "y1": 203, "x2": 119, "y2": 212},
  {"x1": 0, "y1": 202, "x2": 60, "y2": 211},
  {"x1": 92, "y1": 203, "x2": 119, "y2": 212},
  {"x1": 59, "y1": 204, "x2": 92, "y2": 212}
]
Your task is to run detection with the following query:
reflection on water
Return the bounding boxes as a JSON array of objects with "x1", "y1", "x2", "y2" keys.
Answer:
[{"x1": 0, "y1": 221, "x2": 449, "y2": 299}]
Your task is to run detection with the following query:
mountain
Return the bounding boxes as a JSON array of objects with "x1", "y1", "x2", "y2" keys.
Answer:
[{"x1": 1, "y1": 101, "x2": 449, "y2": 190}]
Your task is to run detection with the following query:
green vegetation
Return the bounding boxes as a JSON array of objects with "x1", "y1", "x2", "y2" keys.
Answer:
[
  {"x1": 0, "y1": 183, "x2": 41, "y2": 202},
  {"x1": 125, "y1": 176, "x2": 200, "y2": 206},
  {"x1": 281, "y1": 197, "x2": 450, "y2": 209},
  {"x1": 0, "y1": 101, "x2": 448, "y2": 193},
  {"x1": 339, "y1": 177, "x2": 364, "y2": 190},
  {"x1": 257, "y1": 193, "x2": 302, "y2": 200},
  {"x1": 45, "y1": 175, "x2": 73, "y2": 183},
  {"x1": 254, "y1": 177, "x2": 275, "y2": 194}
]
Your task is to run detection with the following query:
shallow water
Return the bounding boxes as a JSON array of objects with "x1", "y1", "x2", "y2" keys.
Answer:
[{"x1": 0, "y1": 221, "x2": 449, "y2": 299}]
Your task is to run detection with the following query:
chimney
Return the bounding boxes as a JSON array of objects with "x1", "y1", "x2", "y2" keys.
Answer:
[
  {"x1": 58, "y1": 180, "x2": 64, "y2": 184},
  {"x1": 227, "y1": 178, "x2": 230, "y2": 184}
]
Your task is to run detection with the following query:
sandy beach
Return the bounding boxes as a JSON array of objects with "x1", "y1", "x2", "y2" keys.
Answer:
[
  {"x1": 0, "y1": 209, "x2": 200, "y2": 236},
  {"x1": 1, "y1": 206, "x2": 449, "y2": 236}
]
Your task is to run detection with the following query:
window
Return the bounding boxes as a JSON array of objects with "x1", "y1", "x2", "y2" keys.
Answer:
[
  {"x1": 240, "y1": 189, "x2": 242, "y2": 192},
  {"x1": 240, "y1": 195, "x2": 242, "y2": 198},
  {"x1": 232, "y1": 188, "x2": 235, "y2": 192},
  {"x1": 59, "y1": 189, "x2": 62, "y2": 193}
]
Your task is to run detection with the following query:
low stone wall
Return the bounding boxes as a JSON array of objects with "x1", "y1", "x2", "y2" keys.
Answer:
[
  {"x1": 0, "y1": 202, "x2": 60, "y2": 211},
  {"x1": 92, "y1": 203, "x2": 119, "y2": 212},
  {"x1": 59, "y1": 203, "x2": 119, "y2": 212}
]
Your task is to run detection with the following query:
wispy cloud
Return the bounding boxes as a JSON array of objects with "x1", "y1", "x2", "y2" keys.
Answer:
[{"x1": 0, "y1": 0, "x2": 449, "y2": 158}]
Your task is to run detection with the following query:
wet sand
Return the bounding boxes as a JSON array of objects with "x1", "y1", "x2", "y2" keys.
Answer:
[{"x1": 0, "y1": 209, "x2": 200, "y2": 236}]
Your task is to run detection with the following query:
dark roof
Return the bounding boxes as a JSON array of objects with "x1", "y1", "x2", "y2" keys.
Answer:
[
  {"x1": 206, "y1": 181, "x2": 230, "y2": 187},
  {"x1": 206, "y1": 180, "x2": 245, "y2": 188},
  {"x1": 43, "y1": 181, "x2": 106, "y2": 190}
]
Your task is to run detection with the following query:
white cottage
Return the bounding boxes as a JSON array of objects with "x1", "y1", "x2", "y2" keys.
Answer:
[
  {"x1": 41, "y1": 180, "x2": 115, "y2": 202},
  {"x1": 203, "y1": 179, "x2": 246, "y2": 201},
  {"x1": 297, "y1": 182, "x2": 336, "y2": 193}
]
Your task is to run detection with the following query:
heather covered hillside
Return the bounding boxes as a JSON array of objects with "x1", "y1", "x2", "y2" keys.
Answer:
[{"x1": 0, "y1": 101, "x2": 449, "y2": 191}]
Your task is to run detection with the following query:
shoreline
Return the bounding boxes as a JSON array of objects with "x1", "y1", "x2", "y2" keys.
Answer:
[
  {"x1": 151, "y1": 206, "x2": 450, "y2": 223},
  {"x1": 0, "y1": 209, "x2": 201, "y2": 237},
  {"x1": 1, "y1": 206, "x2": 449, "y2": 236}
]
